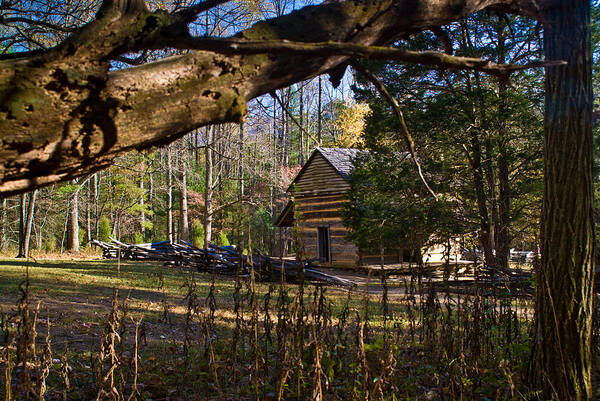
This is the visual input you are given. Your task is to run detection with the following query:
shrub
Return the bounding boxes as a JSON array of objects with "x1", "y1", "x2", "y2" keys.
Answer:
[
  {"x1": 43, "y1": 235, "x2": 56, "y2": 252},
  {"x1": 79, "y1": 227, "x2": 86, "y2": 248},
  {"x1": 217, "y1": 231, "x2": 230, "y2": 246},
  {"x1": 98, "y1": 216, "x2": 111, "y2": 242},
  {"x1": 133, "y1": 232, "x2": 144, "y2": 244},
  {"x1": 191, "y1": 220, "x2": 205, "y2": 248}
]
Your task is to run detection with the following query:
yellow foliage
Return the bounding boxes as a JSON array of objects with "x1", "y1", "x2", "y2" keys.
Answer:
[{"x1": 334, "y1": 99, "x2": 371, "y2": 148}]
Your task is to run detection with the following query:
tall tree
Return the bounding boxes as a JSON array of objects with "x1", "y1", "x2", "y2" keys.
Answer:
[
  {"x1": 16, "y1": 193, "x2": 26, "y2": 258},
  {"x1": 204, "y1": 126, "x2": 215, "y2": 247},
  {"x1": 179, "y1": 149, "x2": 190, "y2": 242},
  {"x1": 23, "y1": 189, "x2": 37, "y2": 258},
  {"x1": 0, "y1": 198, "x2": 6, "y2": 251},
  {"x1": 530, "y1": 1, "x2": 594, "y2": 399},
  {"x1": 166, "y1": 145, "x2": 174, "y2": 242},
  {"x1": 66, "y1": 181, "x2": 80, "y2": 252}
]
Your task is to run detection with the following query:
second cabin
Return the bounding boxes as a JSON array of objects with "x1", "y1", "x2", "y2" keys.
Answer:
[{"x1": 275, "y1": 147, "x2": 458, "y2": 268}]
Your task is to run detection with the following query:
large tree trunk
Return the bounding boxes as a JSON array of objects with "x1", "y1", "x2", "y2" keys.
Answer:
[
  {"x1": 23, "y1": 189, "x2": 37, "y2": 258},
  {"x1": 140, "y1": 172, "x2": 145, "y2": 240},
  {"x1": 17, "y1": 193, "x2": 26, "y2": 258},
  {"x1": 67, "y1": 183, "x2": 80, "y2": 252},
  {"x1": 167, "y1": 145, "x2": 174, "y2": 242},
  {"x1": 529, "y1": 1, "x2": 594, "y2": 399},
  {"x1": 299, "y1": 84, "x2": 304, "y2": 166},
  {"x1": 204, "y1": 126, "x2": 214, "y2": 248},
  {"x1": 239, "y1": 123, "x2": 244, "y2": 199},
  {"x1": 179, "y1": 155, "x2": 189, "y2": 242},
  {"x1": 0, "y1": 198, "x2": 6, "y2": 251}
]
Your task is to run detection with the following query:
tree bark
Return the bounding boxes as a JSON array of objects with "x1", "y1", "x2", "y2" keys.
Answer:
[
  {"x1": 93, "y1": 173, "x2": 99, "y2": 239},
  {"x1": 23, "y1": 189, "x2": 37, "y2": 258},
  {"x1": 166, "y1": 145, "x2": 173, "y2": 242},
  {"x1": 0, "y1": 198, "x2": 6, "y2": 251},
  {"x1": 86, "y1": 179, "x2": 92, "y2": 244},
  {"x1": 17, "y1": 193, "x2": 26, "y2": 258},
  {"x1": 149, "y1": 170, "x2": 155, "y2": 241},
  {"x1": 299, "y1": 84, "x2": 304, "y2": 165},
  {"x1": 67, "y1": 182, "x2": 80, "y2": 252},
  {"x1": 317, "y1": 76, "x2": 322, "y2": 146},
  {"x1": 239, "y1": 123, "x2": 244, "y2": 199},
  {"x1": 204, "y1": 126, "x2": 214, "y2": 248},
  {"x1": 179, "y1": 154, "x2": 189, "y2": 242},
  {"x1": 529, "y1": 1, "x2": 594, "y2": 400},
  {"x1": 140, "y1": 171, "x2": 145, "y2": 240},
  {"x1": 466, "y1": 129, "x2": 495, "y2": 267},
  {"x1": 495, "y1": 21, "x2": 511, "y2": 271}
]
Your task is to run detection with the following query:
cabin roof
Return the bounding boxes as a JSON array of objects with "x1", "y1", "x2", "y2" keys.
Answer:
[
  {"x1": 290, "y1": 147, "x2": 365, "y2": 189},
  {"x1": 316, "y1": 147, "x2": 364, "y2": 179}
]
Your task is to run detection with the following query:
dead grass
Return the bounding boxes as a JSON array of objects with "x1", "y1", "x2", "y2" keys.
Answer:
[{"x1": 0, "y1": 256, "x2": 568, "y2": 400}]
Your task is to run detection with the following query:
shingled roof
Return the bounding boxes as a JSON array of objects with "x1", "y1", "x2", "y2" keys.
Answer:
[
  {"x1": 286, "y1": 147, "x2": 365, "y2": 190},
  {"x1": 316, "y1": 147, "x2": 365, "y2": 179}
]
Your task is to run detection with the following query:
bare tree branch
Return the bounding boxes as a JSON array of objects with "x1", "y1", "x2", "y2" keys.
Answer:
[
  {"x1": 0, "y1": 16, "x2": 78, "y2": 33},
  {"x1": 174, "y1": 0, "x2": 234, "y2": 22},
  {"x1": 270, "y1": 91, "x2": 320, "y2": 146},
  {"x1": 167, "y1": 37, "x2": 565, "y2": 78}
]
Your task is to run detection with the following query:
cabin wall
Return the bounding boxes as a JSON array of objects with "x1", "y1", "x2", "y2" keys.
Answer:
[{"x1": 294, "y1": 194, "x2": 359, "y2": 268}]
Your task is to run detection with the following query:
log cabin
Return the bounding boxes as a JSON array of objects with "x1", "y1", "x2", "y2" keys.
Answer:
[{"x1": 275, "y1": 147, "x2": 459, "y2": 268}]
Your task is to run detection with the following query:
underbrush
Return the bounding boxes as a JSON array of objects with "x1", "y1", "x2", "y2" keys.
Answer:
[{"x1": 0, "y1": 260, "x2": 596, "y2": 400}]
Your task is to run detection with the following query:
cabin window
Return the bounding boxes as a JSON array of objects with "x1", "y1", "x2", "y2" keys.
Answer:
[{"x1": 317, "y1": 227, "x2": 330, "y2": 263}]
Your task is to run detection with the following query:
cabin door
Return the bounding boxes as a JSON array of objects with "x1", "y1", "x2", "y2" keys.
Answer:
[{"x1": 317, "y1": 227, "x2": 330, "y2": 263}]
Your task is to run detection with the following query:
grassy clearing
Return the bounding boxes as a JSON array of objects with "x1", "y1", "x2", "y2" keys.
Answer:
[
  {"x1": 0, "y1": 257, "x2": 378, "y2": 327},
  {"x1": 0, "y1": 256, "x2": 582, "y2": 400}
]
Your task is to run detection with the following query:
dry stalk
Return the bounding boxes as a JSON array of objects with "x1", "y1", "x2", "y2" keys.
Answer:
[
  {"x1": 372, "y1": 332, "x2": 398, "y2": 400},
  {"x1": 3, "y1": 316, "x2": 14, "y2": 401},
  {"x1": 126, "y1": 317, "x2": 141, "y2": 401},
  {"x1": 16, "y1": 268, "x2": 36, "y2": 400},
  {"x1": 357, "y1": 320, "x2": 369, "y2": 401},
  {"x1": 310, "y1": 318, "x2": 326, "y2": 401},
  {"x1": 95, "y1": 289, "x2": 123, "y2": 401},
  {"x1": 60, "y1": 345, "x2": 70, "y2": 401},
  {"x1": 36, "y1": 309, "x2": 52, "y2": 401},
  {"x1": 204, "y1": 316, "x2": 223, "y2": 398},
  {"x1": 230, "y1": 262, "x2": 243, "y2": 390},
  {"x1": 249, "y1": 244, "x2": 262, "y2": 400}
]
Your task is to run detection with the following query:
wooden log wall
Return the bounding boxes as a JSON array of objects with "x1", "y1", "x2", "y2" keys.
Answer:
[{"x1": 294, "y1": 193, "x2": 359, "y2": 268}]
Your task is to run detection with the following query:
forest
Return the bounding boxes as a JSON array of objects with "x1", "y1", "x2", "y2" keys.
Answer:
[{"x1": 0, "y1": 0, "x2": 599, "y2": 400}]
